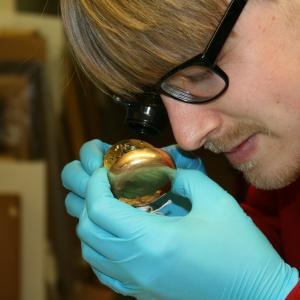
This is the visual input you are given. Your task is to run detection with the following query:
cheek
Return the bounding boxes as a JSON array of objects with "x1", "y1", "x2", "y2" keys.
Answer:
[
  {"x1": 225, "y1": 35, "x2": 300, "y2": 121},
  {"x1": 222, "y1": 43, "x2": 298, "y2": 121},
  {"x1": 161, "y1": 95, "x2": 178, "y2": 124},
  {"x1": 215, "y1": 62, "x2": 300, "y2": 145},
  {"x1": 161, "y1": 96, "x2": 197, "y2": 141}
]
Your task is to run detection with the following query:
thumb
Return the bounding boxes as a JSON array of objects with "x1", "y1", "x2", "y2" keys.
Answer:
[
  {"x1": 80, "y1": 139, "x2": 111, "y2": 175},
  {"x1": 164, "y1": 145, "x2": 206, "y2": 172},
  {"x1": 172, "y1": 169, "x2": 243, "y2": 219},
  {"x1": 86, "y1": 168, "x2": 153, "y2": 238}
]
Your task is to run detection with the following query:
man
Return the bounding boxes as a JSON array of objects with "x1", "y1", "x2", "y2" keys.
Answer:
[{"x1": 61, "y1": 0, "x2": 300, "y2": 299}]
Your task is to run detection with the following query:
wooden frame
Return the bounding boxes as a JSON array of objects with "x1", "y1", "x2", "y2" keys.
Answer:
[
  {"x1": 0, "y1": 160, "x2": 46, "y2": 300},
  {"x1": 0, "y1": 194, "x2": 20, "y2": 300}
]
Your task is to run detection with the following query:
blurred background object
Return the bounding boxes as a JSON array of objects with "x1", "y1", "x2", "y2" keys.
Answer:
[
  {"x1": 16, "y1": 0, "x2": 60, "y2": 15},
  {"x1": 0, "y1": 1, "x2": 248, "y2": 300}
]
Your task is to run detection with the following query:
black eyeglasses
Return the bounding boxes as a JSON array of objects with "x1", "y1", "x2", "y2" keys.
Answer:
[
  {"x1": 113, "y1": 0, "x2": 248, "y2": 135},
  {"x1": 158, "y1": 0, "x2": 248, "y2": 104}
]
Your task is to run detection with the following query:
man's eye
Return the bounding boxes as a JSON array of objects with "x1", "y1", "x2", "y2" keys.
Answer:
[{"x1": 185, "y1": 70, "x2": 213, "y2": 82}]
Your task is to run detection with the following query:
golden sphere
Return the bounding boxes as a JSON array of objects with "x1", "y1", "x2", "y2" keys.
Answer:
[{"x1": 104, "y1": 139, "x2": 176, "y2": 207}]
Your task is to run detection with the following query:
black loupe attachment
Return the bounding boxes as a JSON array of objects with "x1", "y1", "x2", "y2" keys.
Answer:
[{"x1": 112, "y1": 93, "x2": 167, "y2": 136}]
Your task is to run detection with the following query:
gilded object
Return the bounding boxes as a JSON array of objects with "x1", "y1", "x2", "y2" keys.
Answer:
[{"x1": 104, "y1": 139, "x2": 176, "y2": 207}]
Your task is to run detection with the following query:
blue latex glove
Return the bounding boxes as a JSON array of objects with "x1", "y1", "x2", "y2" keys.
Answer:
[
  {"x1": 61, "y1": 139, "x2": 110, "y2": 218},
  {"x1": 62, "y1": 139, "x2": 205, "y2": 217},
  {"x1": 62, "y1": 166, "x2": 299, "y2": 299},
  {"x1": 159, "y1": 144, "x2": 206, "y2": 216}
]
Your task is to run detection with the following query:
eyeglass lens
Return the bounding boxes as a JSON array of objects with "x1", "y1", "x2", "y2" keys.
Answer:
[{"x1": 160, "y1": 65, "x2": 226, "y2": 102}]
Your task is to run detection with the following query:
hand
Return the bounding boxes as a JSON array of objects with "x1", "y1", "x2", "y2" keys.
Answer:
[
  {"x1": 61, "y1": 139, "x2": 205, "y2": 217},
  {"x1": 61, "y1": 139, "x2": 110, "y2": 218},
  {"x1": 160, "y1": 145, "x2": 206, "y2": 215},
  {"x1": 65, "y1": 167, "x2": 299, "y2": 300}
]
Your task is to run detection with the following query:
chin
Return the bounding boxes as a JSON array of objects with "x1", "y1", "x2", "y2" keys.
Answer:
[{"x1": 241, "y1": 163, "x2": 300, "y2": 190}]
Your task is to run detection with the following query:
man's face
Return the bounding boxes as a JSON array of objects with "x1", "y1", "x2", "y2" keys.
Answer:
[{"x1": 161, "y1": 1, "x2": 300, "y2": 190}]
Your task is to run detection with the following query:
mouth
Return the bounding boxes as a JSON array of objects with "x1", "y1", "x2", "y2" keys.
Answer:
[{"x1": 224, "y1": 134, "x2": 258, "y2": 166}]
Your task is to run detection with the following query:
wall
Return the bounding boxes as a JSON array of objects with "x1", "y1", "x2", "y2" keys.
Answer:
[{"x1": 0, "y1": 0, "x2": 15, "y2": 13}]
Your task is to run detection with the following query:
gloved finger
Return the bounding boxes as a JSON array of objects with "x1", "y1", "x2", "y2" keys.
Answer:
[
  {"x1": 77, "y1": 207, "x2": 138, "y2": 260},
  {"x1": 163, "y1": 145, "x2": 206, "y2": 172},
  {"x1": 81, "y1": 241, "x2": 130, "y2": 283},
  {"x1": 93, "y1": 269, "x2": 136, "y2": 296},
  {"x1": 172, "y1": 169, "x2": 243, "y2": 219},
  {"x1": 86, "y1": 167, "x2": 155, "y2": 238},
  {"x1": 65, "y1": 192, "x2": 84, "y2": 218},
  {"x1": 80, "y1": 139, "x2": 111, "y2": 175},
  {"x1": 61, "y1": 160, "x2": 89, "y2": 198}
]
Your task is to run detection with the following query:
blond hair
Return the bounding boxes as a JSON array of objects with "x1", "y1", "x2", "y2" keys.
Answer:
[{"x1": 60, "y1": 0, "x2": 227, "y2": 97}]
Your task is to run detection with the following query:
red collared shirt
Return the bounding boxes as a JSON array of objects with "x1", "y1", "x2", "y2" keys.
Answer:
[{"x1": 241, "y1": 178, "x2": 300, "y2": 299}]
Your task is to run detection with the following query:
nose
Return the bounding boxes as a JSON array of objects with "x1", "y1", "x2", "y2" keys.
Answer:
[{"x1": 161, "y1": 95, "x2": 223, "y2": 150}]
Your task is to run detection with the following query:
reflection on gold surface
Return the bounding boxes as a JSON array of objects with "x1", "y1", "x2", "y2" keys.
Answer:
[{"x1": 104, "y1": 139, "x2": 176, "y2": 207}]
